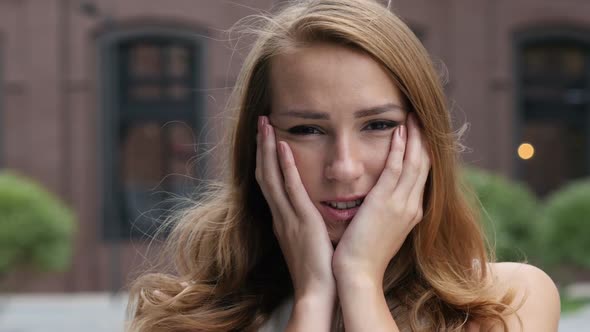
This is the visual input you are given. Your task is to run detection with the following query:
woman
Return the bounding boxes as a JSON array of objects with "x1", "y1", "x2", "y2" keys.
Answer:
[{"x1": 127, "y1": 0, "x2": 560, "y2": 331}]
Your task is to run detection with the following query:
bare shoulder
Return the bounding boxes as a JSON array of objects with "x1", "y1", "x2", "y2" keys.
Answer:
[{"x1": 473, "y1": 262, "x2": 561, "y2": 331}]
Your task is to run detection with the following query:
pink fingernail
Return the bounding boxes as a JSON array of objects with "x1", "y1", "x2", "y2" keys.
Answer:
[
  {"x1": 264, "y1": 124, "x2": 270, "y2": 137},
  {"x1": 281, "y1": 141, "x2": 294, "y2": 164},
  {"x1": 278, "y1": 141, "x2": 285, "y2": 155},
  {"x1": 398, "y1": 125, "x2": 405, "y2": 140}
]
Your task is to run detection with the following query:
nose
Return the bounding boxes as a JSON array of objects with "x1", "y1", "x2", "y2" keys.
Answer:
[{"x1": 324, "y1": 136, "x2": 364, "y2": 183}]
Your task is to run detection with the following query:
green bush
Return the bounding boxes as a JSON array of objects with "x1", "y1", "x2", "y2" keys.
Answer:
[
  {"x1": 539, "y1": 179, "x2": 590, "y2": 270},
  {"x1": 0, "y1": 171, "x2": 75, "y2": 276},
  {"x1": 462, "y1": 167, "x2": 540, "y2": 263}
]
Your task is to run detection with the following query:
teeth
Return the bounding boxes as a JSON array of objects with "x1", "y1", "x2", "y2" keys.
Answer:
[{"x1": 327, "y1": 199, "x2": 363, "y2": 210}]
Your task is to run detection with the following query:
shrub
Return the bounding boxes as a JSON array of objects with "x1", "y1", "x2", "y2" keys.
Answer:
[
  {"x1": 462, "y1": 167, "x2": 540, "y2": 263},
  {"x1": 0, "y1": 171, "x2": 75, "y2": 276},
  {"x1": 539, "y1": 178, "x2": 590, "y2": 270}
]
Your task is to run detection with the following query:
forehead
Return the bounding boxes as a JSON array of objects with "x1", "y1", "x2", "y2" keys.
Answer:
[{"x1": 269, "y1": 43, "x2": 404, "y2": 116}]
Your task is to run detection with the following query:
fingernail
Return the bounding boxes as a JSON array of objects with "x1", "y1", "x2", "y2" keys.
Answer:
[
  {"x1": 264, "y1": 123, "x2": 270, "y2": 137},
  {"x1": 278, "y1": 141, "x2": 285, "y2": 155},
  {"x1": 280, "y1": 141, "x2": 294, "y2": 164},
  {"x1": 398, "y1": 125, "x2": 405, "y2": 140}
]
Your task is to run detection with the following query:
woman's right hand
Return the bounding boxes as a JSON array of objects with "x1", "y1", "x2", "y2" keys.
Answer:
[{"x1": 255, "y1": 115, "x2": 336, "y2": 301}]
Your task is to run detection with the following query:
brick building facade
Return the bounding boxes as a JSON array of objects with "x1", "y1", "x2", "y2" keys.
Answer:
[{"x1": 0, "y1": 0, "x2": 588, "y2": 292}]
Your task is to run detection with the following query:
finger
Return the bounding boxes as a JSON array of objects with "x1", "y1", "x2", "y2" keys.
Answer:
[
  {"x1": 256, "y1": 119, "x2": 262, "y2": 183},
  {"x1": 277, "y1": 141, "x2": 317, "y2": 218},
  {"x1": 417, "y1": 183, "x2": 426, "y2": 222},
  {"x1": 256, "y1": 117, "x2": 284, "y2": 219},
  {"x1": 407, "y1": 153, "x2": 430, "y2": 223},
  {"x1": 393, "y1": 113, "x2": 424, "y2": 200},
  {"x1": 408, "y1": 142, "x2": 431, "y2": 203},
  {"x1": 256, "y1": 119, "x2": 273, "y2": 203},
  {"x1": 372, "y1": 124, "x2": 406, "y2": 196},
  {"x1": 261, "y1": 117, "x2": 294, "y2": 217}
]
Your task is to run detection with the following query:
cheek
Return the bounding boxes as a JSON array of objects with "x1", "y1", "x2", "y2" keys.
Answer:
[
  {"x1": 283, "y1": 135, "x2": 394, "y2": 196},
  {"x1": 362, "y1": 137, "x2": 392, "y2": 181},
  {"x1": 288, "y1": 143, "x2": 323, "y2": 198}
]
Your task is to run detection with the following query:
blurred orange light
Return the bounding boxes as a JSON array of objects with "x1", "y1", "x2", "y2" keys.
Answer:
[{"x1": 518, "y1": 143, "x2": 535, "y2": 160}]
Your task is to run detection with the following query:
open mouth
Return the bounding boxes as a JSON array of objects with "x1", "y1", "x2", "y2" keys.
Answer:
[
  {"x1": 319, "y1": 197, "x2": 365, "y2": 222},
  {"x1": 322, "y1": 198, "x2": 364, "y2": 210}
]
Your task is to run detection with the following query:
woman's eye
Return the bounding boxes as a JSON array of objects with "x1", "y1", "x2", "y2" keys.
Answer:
[
  {"x1": 287, "y1": 126, "x2": 323, "y2": 135},
  {"x1": 364, "y1": 121, "x2": 397, "y2": 131},
  {"x1": 286, "y1": 121, "x2": 397, "y2": 135}
]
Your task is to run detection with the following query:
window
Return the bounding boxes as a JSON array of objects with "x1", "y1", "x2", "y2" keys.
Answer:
[
  {"x1": 101, "y1": 33, "x2": 204, "y2": 240},
  {"x1": 516, "y1": 33, "x2": 590, "y2": 196}
]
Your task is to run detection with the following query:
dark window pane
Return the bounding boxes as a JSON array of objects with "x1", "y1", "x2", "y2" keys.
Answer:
[
  {"x1": 523, "y1": 45, "x2": 587, "y2": 82},
  {"x1": 120, "y1": 122, "x2": 165, "y2": 234},
  {"x1": 523, "y1": 47, "x2": 547, "y2": 77},
  {"x1": 130, "y1": 44, "x2": 162, "y2": 78},
  {"x1": 119, "y1": 121, "x2": 198, "y2": 236},
  {"x1": 560, "y1": 47, "x2": 585, "y2": 80},
  {"x1": 520, "y1": 118, "x2": 588, "y2": 196},
  {"x1": 166, "y1": 122, "x2": 198, "y2": 196},
  {"x1": 132, "y1": 84, "x2": 163, "y2": 101},
  {"x1": 119, "y1": 39, "x2": 196, "y2": 107},
  {"x1": 109, "y1": 36, "x2": 200, "y2": 240},
  {"x1": 168, "y1": 84, "x2": 190, "y2": 100},
  {"x1": 519, "y1": 41, "x2": 589, "y2": 196},
  {"x1": 168, "y1": 45, "x2": 189, "y2": 78}
]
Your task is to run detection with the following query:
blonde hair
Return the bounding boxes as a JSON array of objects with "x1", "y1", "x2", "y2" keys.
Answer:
[{"x1": 127, "y1": 0, "x2": 522, "y2": 331}]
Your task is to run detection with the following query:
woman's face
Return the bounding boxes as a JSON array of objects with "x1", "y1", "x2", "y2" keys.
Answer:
[{"x1": 269, "y1": 43, "x2": 408, "y2": 243}]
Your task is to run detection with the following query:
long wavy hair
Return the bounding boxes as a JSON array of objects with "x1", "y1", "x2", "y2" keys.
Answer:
[{"x1": 126, "y1": 0, "x2": 522, "y2": 331}]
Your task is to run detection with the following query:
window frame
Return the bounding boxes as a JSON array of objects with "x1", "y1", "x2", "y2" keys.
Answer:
[
  {"x1": 98, "y1": 26, "x2": 207, "y2": 241},
  {"x1": 513, "y1": 27, "x2": 590, "y2": 192}
]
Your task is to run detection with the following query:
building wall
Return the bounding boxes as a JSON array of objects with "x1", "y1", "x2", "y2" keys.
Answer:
[
  {"x1": 0, "y1": 0, "x2": 588, "y2": 292},
  {"x1": 395, "y1": 0, "x2": 590, "y2": 175},
  {"x1": 0, "y1": 0, "x2": 274, "y2": 292}
]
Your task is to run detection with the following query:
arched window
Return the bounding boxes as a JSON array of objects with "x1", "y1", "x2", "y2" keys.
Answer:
[
  {"x1": 515, "y1": 29, "x2": 590, "y2": 196},
  {"x1": 100, "y1": 30, "x2": 205, "y2": 240}
]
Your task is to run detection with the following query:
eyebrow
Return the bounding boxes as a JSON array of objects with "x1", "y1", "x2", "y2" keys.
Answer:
[{"x1": 277, "y1": 103, "x2": 405, "y2": 120}]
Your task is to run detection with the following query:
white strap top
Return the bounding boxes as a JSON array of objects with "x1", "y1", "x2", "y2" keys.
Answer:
[{"x1": 258, "y1": 298, "x2": 293, "y2": 332}]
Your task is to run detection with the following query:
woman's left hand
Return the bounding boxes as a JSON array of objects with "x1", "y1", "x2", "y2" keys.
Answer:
[{"x1": 332, "y1": 113, "x2": 431, "y2": 285}]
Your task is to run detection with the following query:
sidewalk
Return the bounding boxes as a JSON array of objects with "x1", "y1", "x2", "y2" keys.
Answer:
[
  {"x1": 0, "y1": 293, "x2": 587, "y2": 331},
  {"x1": 559, "y1": 304, "x2": 590, "y2": 332},
  {"x1": 0, "y1": 293, "x2": 127, "y2": 332}
]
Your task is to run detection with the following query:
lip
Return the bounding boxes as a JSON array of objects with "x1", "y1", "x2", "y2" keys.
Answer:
[
  {"x1": 321, "y1": 194, "x2": 366, "y2": 203},
  {"x1": 319, "y1": 194, "x2": 366, "y2": 223},
  {"x1": 319, "y1": 203, "x2": 361, "y2": 223}
]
